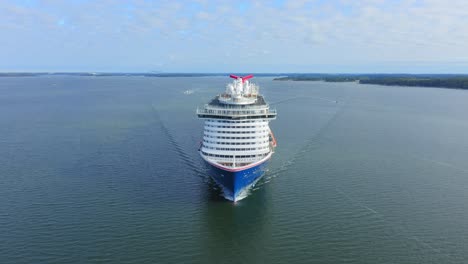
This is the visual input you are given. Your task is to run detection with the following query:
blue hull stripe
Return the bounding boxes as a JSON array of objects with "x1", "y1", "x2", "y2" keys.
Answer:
[{"x1": 207, "y1": 160, "x2": 269, "y2": 201}]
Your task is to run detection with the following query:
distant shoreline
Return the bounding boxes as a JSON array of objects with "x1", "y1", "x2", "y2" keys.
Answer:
[
  {"x1": 274, "y1": 75, "x2": 468, "y2": 90},
  {"x1": 2, "y1": 72, "x2": 468, "y2": 90},
  {"x1": 0, "y1": 72, "x2": 285, "y2": 78}
]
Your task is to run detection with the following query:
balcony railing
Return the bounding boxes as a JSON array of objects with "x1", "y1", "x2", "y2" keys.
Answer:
[
  {"x1": 205, "y1": 156, "x2": 262, "y2": 164},
  {"x1": 197, "y1": 107, "x2": 277, "y2": 117}
]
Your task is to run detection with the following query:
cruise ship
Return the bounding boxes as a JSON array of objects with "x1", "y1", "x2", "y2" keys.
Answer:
[{"x1": 197, "y1": 75, "x2": 277, "y2": 201}]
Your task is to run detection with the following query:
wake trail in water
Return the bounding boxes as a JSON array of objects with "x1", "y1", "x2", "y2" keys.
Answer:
[
  {"x1": 336, "y1": 187, "x2": 379, "y2": 215},
  {"x1": 151, "y1": 105, "x2": 210, "y2": 179},
  {"x1": 262, "y1": 102, "x2": 347, "y2": 184},
  {"x1": 412, "y1": 156, "x2": 468, "y2": 174},
  {"x1": 335, "y1": 187, "x2": 455, "y2": 260},
  {"x1": 271, "y1": 95, "x2": 339, "y2": 106}
]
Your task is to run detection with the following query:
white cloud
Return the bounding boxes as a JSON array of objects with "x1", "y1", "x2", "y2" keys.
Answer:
[{"x1": 1, "y1": 0, "x2": 468, "y2": 72}]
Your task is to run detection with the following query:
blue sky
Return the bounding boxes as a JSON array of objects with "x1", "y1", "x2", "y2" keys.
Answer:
[{"x1": 1, "y1": 0, "x2": 468, "y2": 73}]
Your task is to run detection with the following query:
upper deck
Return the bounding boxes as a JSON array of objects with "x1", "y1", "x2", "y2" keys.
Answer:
[
  {"x1": 196, "y1": 75, "x2": 276, "y2": 120},
  {"x1": 197, "y1": 95, "x2": 277, "y2": 120},
  {"x1": 209, "y1": 94, "x2": 267, "y2": 108}
]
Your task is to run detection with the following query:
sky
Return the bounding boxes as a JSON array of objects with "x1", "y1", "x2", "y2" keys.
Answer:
[{"x1": 1, "y1": 0, "x2": 468, "y2": 73}]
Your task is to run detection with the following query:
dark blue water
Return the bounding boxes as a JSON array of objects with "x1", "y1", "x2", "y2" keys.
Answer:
[{"x1": 1, "y1": 76, "x2": 468, "y2": 263}]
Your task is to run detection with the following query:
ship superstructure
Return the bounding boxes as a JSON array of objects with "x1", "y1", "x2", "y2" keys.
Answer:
[{"x1": 197, "y1": 75, "x2": 277, "y2": 201}]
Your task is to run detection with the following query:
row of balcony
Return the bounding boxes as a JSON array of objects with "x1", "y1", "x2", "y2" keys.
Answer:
[{"x1": 197, "y1": 107, "x2": 277, "y2": 117}]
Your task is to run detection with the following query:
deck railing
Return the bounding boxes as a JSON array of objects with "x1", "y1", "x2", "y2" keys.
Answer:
[
  {"x1": 197, "y1": 107, "x2": 277, "y2": 117},
  {"x1": 205, "y1": 156, "x2": 262, "y2": 164}
]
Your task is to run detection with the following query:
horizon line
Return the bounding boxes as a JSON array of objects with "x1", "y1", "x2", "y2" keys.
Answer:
[{"x1": 2, "y1": 71, "x2": 468, "y2": 75}]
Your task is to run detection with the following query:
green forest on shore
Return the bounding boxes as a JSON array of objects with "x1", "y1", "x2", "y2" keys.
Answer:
[{"x1": 274, "y1": 74, "x2": 468, "y2": 90}]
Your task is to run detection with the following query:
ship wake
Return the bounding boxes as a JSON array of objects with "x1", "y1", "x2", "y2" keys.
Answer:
[{"x1": 152, "y1": 105, "x2": 211, "y2": 181}]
